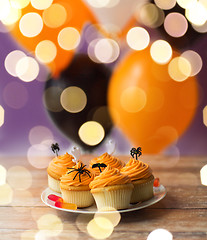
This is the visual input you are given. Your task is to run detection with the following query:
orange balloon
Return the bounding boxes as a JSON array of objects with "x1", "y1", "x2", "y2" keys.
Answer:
[
  {"x1": 9, "y1": 0, "x2": 97, "y2": 77},
  {"x1": 108, "y1": 48, "x2": 199, "y2": 154}
]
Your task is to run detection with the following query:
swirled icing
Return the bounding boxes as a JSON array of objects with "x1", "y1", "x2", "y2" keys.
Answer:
[
  {"x1": 121, "y1": 158, "x2": 153, "y2": 181},
  {"x1": 47, "y1": 152, "x2": 75, "y2": 179},
  {"x1": 60, "y1": 161, "x2": 94, "y2": 187},
  {"x1": 89, "y1": 165, "x2": 131, "y2": 189}
]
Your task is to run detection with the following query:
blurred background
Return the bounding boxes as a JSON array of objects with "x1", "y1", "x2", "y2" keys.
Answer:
[{"x1": 1, "y1": 0, "x2": 207, "y2": 158}]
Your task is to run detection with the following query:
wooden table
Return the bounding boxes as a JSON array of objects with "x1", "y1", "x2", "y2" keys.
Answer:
[{"x1": 1, "y1": 155, "x2": 207, "y2": 239}]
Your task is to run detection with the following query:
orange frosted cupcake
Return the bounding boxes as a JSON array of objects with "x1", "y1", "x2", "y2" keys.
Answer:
[
  {"x1": 121, "y1": 158, "x2": 154, "y2": 203},
  {"x1": 89, "y1": 152, "x2": 125, "y2": 176},
  {"x1": 89, "y1": 165, "x2": 133, "y2": 211},
  {"x1": 47, "y1": 151, "x2": 75, "y2": 193},
  {"x1": 60, "y1": 162, "x2": 94, "y2": 208}
]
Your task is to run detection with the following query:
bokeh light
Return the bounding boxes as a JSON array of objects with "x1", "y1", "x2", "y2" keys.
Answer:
[
  {"x1": 0, "y1": 165, "x2": 7, "y2": 185},
  {"x1": 94, "y1": 38, "x2": 120, "y2": 63},
  {"x1": 181, "y1": 50, "x2": 202, "y2": 76},
  {"x1": 58, "y1": 27, "x2": 80, "y2": 50},
  {"x1": 43, "y1": 86, "x2": 63, "y2": 112},
  {"x1": 10, "y1": 0, "x2": 30, "y2": 9},
  {"x1": 27, "y1": 144, "x2": 52, "y2": 169},
  {"x1": 200, "y1": 164, "x2": 207, "y2": 186},
  {"x1": 31, "y1": 0, "x2": 53, "y2": 10},
  {"x1": 87, "y1": 38, "x2": 101, "y2": 63},
  {"x1": 177, "y1": 0, "x2": 196, "y2": 9},
  {"x1": 0, "y1": 183, "x2": 13, "y2": 205},
  {"x1": 126, "y1": 27, "x2": 150, "y2": 51},
  {"x1": 35, "y1": 40, "x2": 57, "y2": 64},
  {"x1": 92, "y1": 106, "x2": 111, "y2": 129},
  {"x1": 4, "y1": 50, "x2": 26, "y2": 77},
  {"x1": 95, "y1": 208, "x2": 121, "y2": 227},
  {"x1": 87, "y1": 217, "x2": 114, "y2": 239},
  {"x1": 192, "y1": 21, "x2": 207, "y2": 33},
  {"x1": 78, "y1": 121, "x2": 105, "y2": 146},
  {"x1": 76, "y1": 214, "x2": 94, "y2": 234},
  {"x1": 203, "y1": 106, "x2": 207, "y2": 127},
  {"x1": 147, "y1": 228, "x2": 173, "y2": 240},
  {"x1": 19, "y1": 13, "x2": 43, "y2": 37},
  {"x1": 0, "y1": 105, "x2": 5, "y2": 127},
  {"x1": 1, "y1": 6, "x2": 22, "y2": 26},
  {"x1": 29, "y1": 126, "x2": 54, "y2": 145},
  {"x1": 37, "y1": 214, "x2": 63, "y2": 237},
  {"x1": 7, "y1": 166, "x2": 32, "y2": 190},
  {"x1": 43, "y1": 3, "x2": 67, "y2": 28},
  {"x1": 86, "y1": 0, "x2": 111, "y2": 8},
  {"x1": 164, "y1": 13, "x2": 188, "y2": 37},
  {"x1": 137, "y1": 3, "x2": 165, "y2": 28},
  {"x1": 144, "y1": 87, "x2": 164, "y2": 112},
  {"x1": 21, "y1": 230, "x2": 37, "y2": 240},
  {"x1": 60, "y1": 86, "x2": 87, "y2": 113},
  {"x1": 150, "y1": 40, "x2": 172, "y2": 64},
  {"x1": 16, "y1": 56, "x2": 39, "y2": 82},
  {"x1": 3, "y1": 82, "x2": 28, "y2": 109},
  {"x1": 0, "y1": 0, "x2": 11, "y2": 21},
  {"x1": 120, "y1": 87, "x2": 147, "y2": 113},
  {"x1": 154, "y1": 0, "x2": 176, "y2": 10},
  {"x1": 168, "y1": 56, "x2": 191, "y2": 82}
]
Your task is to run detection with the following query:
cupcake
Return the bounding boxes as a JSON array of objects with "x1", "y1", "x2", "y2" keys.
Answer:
[
  {"x1": 121, "y1": 158, "x2": 154, "y2": 203},
  {"x1": 89, "y1": 152, "x2": 125, "y2": 176},
  {"x1": 60, "y1": 161, "x2": 94, "y2": 208},
  {"x1": 47, "y1": 151, "x2": 75, "y2": 193},
  {"x1": 89, "y1": 165, "x2": 133, "y2": 211}
]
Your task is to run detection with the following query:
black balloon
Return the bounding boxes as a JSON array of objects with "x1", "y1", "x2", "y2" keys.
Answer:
[{"x1": 44, "y1": 54, "x2": 113, "y2": 151}]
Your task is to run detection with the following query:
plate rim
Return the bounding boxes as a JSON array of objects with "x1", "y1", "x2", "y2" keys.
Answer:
[{"x1": 41, "y1": 185, "x2": 167, "y2": 214}]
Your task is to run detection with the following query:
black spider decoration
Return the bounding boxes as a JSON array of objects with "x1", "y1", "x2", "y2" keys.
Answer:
[
  {"x1": 51, "y1": 143, "x2": 60, "y2": 156},
  {"x1": 92, "y1": 163, "x2": 107, "y2": 173},
  {"x1": 130, "y1": 147, "x2": 142, "y2": 160},
  {"x1": 67, "y1": 162, "x2": 91, "y2": 182}
]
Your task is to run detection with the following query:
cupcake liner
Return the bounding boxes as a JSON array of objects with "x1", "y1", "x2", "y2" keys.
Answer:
[{"x1": 48, "y1": 174, "x2": 61, "y2": 193}]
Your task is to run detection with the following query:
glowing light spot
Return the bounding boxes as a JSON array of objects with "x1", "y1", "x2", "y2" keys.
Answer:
[
  {"x1": 203, "y1": 106, "x2": 207, "y2": 127},
  {"x1": 0, "y1": 106, "x2": 5, "y2": 127},
  {"x1": 60, "y1": 86, "x2": 87, "y2": 113},
  {"x1": 0, "y1": 165, "x2": 7, "y2": 185},
  {"x1": 0, "y1": 0, "x2": 11, "y2": 21},
  {"x1": 200, "y1": 164, "x2": 207, "y2": 186},
  {"x1": 31, "y1": 0, "x2": 53, "y2": 10},
  {"x1": 78, "y1": 121, "x2": 105, "y2": 146},
  {"x1": 95, "y1": 209, "x2": 121, "y2": 227},
  {"x1": 7, "y1": 166, "x2": 32, "y2": 190},
  {"x1": 35, "y1": 40, "x2": 57, "y2": 64},
  {"x1": 43, "y1": 3, "x2": 67, "y2": 28},
  {"x1": 21, "y1": 230, "x2": 37, "y2": 240},
  {"x1": 94, "y1": 38, "x2": 120, "y2": 63},
  {"x1": 3, "y1": 82, "x2": 28, "y2": 109},
  {"x1": 147, "y1": 228, "x2": 173, "y2": 240},
  {"x1": 154, "y1": 0, "x2": 176, "y2": 10},
  {"x1": 37, "y1": 214, "x2": 63, "y2": 236},
  {"x1": 2, "y1": 6, "x2": 21, "y2": 25},
  {"x1": 164, "y1": 13, "x2": 188, "y2": 38},
  {"x1": 120, "y1": 87, "x2": 147, "y2": 113},
  {"x1": 86, "y1": 0, "x2": 110, "y2": 8},
  {"x1": 150, "y1": 40, "x2": 172, "y2": 64},
  {"x1": 181, "y1": 50, "x2": 202, "y2": 76},
  {"x1": 192, "y1": 21, "x2": 207, "y2": 33},
  {"x1": 58, "y1": 27, "x2": 80, "y2": 50},
  {"x1": 87, "y1": 38, "x2": 101, "y2": 63},
  {"x1": 92, "y1": 106, "x2": 111, "y2": 129},
  {"x1": 168, "y1": 56, "x2": 191, "y2": 82},
  {"x1": 19, "y1": 13, "x2": 43, "y2": 37},
  {"x1": 4, "y1": 50, "x2": 26, "y2": 77},
  {"x1": 126, "y1": 27, "x2": 150, "y2": 51},
  {"x1": 16, "y1": 56, "x2": 39, "y2": 82},
  {"x1": 10, "y1": 0, "x2": 30, "y2": 9},
  {"x1": 145, "y1": 87, "x2": 164, "y2": 112},
  {"x1": 27, "y1": 144, "x2": 52, "y2": 169},
  {"x1": 185, "y1": 2, "x2": 207, "y2": 26},
  {"x1": 177, "y1": 0, "x2": 196, "y2": 9},
  {"x1": 0, "y1": 184, "x2": 13, "y2": 205},
  {"x1": 137, "y1": 3, "x2": 165, "y2": 28},
  {"x1": 43, "y1": 86, "x2": 63, "y2": 112},
  {"x1": 76, "y1": 214, "x2": 94, "y2": 234},
  {"x1": 87, "y1": 217, "x2": 114, "y2": 239},
  {"x1": 105, "y1": 0, "x2": 120, "y2": 8},
  {"x1": 29, "y1": 126, "x2": 54, "y2": 145}
]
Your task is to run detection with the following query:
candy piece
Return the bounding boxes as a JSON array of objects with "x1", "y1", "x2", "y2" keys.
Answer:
[
  {"x1": 48, "y1": 194, "x2": 63, "y2": 202},
  {"x1": 55, "y1": 200, "x2": 77, "y2": 210},
  {"x1": 153, "y1": 177, "x2": 160, "y2": 187}
]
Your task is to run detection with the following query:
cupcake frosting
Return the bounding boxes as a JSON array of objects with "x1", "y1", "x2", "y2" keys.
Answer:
[
  {"x1": 89, "y1": 165, "x2": 131, "y2": 189},
  {"x1": 121, "y1": 158, "x2": 153, "y2": 181},
  {"x1": 89, "y1": 152, "x2": 125, "y2": 175},
  {"x1": 60, "y1": 162, "x2": 94, "y2": 187},
  {"x1": 47, "y1": 152, "x2": 75, "y2": 178}
]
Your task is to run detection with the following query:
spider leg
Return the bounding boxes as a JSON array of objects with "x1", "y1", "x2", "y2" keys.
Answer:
[
  {"x1": 98, "y1": 166, "x2": 102, "y2": 173},
  {"x1": 79, "y1": 173, "x2": 81, "y2": 182},
  {"x1": 67, "y1": 169, "x2": 76, "y2": 174},
  {"x1": 73, "y1": 171, "x2": 79, "y2": 180},
  {"x1": 85, "y1": 171, "x2": 91, "y2": 178}
]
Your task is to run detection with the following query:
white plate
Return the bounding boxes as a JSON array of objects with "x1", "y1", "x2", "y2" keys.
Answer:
[{"x1": 41, "y1": 185, "x2": 167, "y2": 214}]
